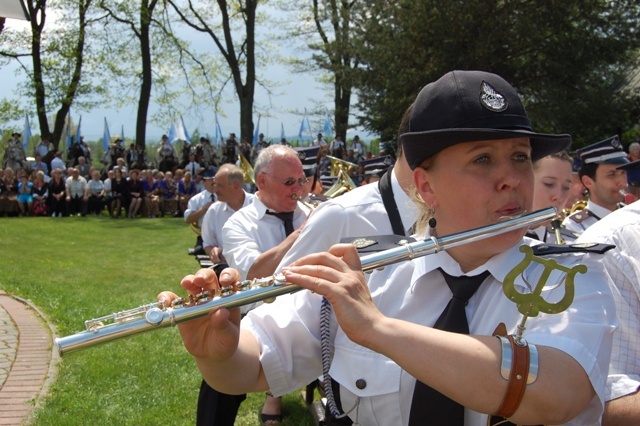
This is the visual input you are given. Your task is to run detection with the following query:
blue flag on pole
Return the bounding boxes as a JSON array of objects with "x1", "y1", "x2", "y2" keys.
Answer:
[
  {"x1": 323, "y1": 114, "x2": 332, "y2": 137},
  {"x1": 215, "y1": 115, "x2": 223, "y2": 147},
  {"x1": 74, "y1": 116, "x2": 82, "y2": 145},
  {"x1": 298, "y1": 109, "x2": 310, "y2": 140},
  {"x1": 253, "y1": 114, "x2": 261, "y2": 144},
  {"x1": 22, "y1": 114, "x2": 32, "y2": 152},
  {"x1": 103, "y1": 118, "x2": 111, "y2": 151},
  {"x1": 281, "y1": 122, "x2": 285, "y2": 141},
  {"x1": 180, "y1": 115, "x2": 191, "y2": 144},
  {"x1": 168, "y1": 122, "x2": 178, "y2": 145}
]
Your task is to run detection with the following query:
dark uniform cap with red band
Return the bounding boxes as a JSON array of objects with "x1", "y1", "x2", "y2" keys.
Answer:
[{"x1": 400, "y1": 70, "x2": 572, "y2": 170}]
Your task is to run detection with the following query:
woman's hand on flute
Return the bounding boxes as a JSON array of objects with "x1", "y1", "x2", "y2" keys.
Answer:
[
  {"x1": 157, "y1": 267, "x2": 243, "y2": 362},
  {"x1": 282, "y1": 244, "x2": 385, "y2": 347}
]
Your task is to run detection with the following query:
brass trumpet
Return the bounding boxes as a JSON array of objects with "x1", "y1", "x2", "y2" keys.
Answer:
[{"x1": 54, "y1": 207, "x2": 557, "y2": 356}]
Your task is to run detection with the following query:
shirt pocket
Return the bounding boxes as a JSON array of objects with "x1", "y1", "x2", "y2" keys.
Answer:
[{"x1": 330, "y1": 343, "x2": 402, "y2": 397}]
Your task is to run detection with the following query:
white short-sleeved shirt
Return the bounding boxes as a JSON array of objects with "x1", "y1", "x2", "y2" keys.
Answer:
[
  {"x1": 201, "y1": 191, "x2": 255, "y2": 250},
  {"x1": 183, "y1": 189, "x2": 217, "y2": 227},
  {"x1": 278, "y1": 170, "x2": 419, "y2": 269},
  {"x1": 577, "y1": 200, "x2": 640, "y2": 402},
  {"x1": 221, "y1": 196, "x2": 309, "y2": 280},
  {"x1": 245, "y1": 238, "x2": 616, "y2": 426},
  {"x1": 562, "y1": 201, "x2": 614, "y2": 242}
]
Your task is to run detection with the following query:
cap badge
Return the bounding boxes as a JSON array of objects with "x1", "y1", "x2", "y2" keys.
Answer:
[
  {"x1": 298, "y1": 151, "x2": 307, "y2": 161},
  {"x1": 611, "y1": 135, "x2": 622, "y2": 149},
  {"x1": 351, "y1": 238, "x2": 377, "y2": 249},
  {"x1": 480, "y1": 81, "x2": 507, "y2": 112}
]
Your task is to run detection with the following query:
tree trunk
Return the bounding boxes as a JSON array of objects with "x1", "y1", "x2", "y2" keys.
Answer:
[{"x1": 136, "y1": 10, "x2": 153, "y2": 148}]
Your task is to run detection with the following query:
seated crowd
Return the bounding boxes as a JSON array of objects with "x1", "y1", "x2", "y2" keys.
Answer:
[{"x1": 0, "y1": 163, "x2": 202, "y2": 218}]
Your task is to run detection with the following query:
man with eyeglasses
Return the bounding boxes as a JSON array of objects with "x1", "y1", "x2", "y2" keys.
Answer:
[{"x1": 200, "y1": 145, "x2": 309, "y2": 425}]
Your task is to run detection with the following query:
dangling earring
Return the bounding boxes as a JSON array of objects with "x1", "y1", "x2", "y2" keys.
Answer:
[{"x1": 428, "y1": 213, "x2": 437, "y2": 229}]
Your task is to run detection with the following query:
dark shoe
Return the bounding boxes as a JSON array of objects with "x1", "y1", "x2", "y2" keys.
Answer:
[{"x1": 258, "y1": 413, "x2": 282, "y2": 426}]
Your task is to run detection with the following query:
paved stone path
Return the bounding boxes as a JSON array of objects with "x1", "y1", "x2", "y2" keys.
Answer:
[{"x1": 0, "y1": 292, "x2": 56, "y2": 426}]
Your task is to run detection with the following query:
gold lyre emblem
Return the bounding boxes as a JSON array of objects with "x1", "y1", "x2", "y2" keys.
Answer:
[{"x1": 503, "y1": 245, "x2": 588, "y2": 338}]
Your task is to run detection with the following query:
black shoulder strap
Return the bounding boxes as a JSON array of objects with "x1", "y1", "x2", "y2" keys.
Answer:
[
  {"x1": 378, "y1": 167, "x2": 405, "y2": 235},
  {"x1": 532, "y1": 243, "x2": 616, "y2": 256}
]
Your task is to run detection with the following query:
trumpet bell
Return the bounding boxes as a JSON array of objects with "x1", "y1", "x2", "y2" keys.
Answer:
[
  {"x1": 326, "y1": 155, "x2": 356, "y2": 176},
  {"x1": 323, "y1": 170, "x2": 357, "y2": 198}
]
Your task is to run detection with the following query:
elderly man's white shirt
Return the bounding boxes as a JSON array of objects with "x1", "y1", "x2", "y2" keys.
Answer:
[
  {"x1": 245, "y1": 239, "x2": 616, "y2": 426},
  {"x1": 577, "y1": 200, "x2": 640, "y2": 402},
  {"x1": 222, "y1": 196, "x2": 309, "y2": 280},
  {"x1": 201, "y1": 191, "x2": 255, "y2": 250},
  {"x1": 278, "y1": 170, "x2": 419, "y2": 269}
]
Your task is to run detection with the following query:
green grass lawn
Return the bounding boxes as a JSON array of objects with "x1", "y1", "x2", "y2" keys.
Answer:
[{"x1": 0, "y1": 216, "x2": 315, "y2": 425}]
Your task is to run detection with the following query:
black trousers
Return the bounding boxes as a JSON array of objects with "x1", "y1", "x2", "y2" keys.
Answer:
[{"x1": 196, "y1": 380, "x2": 246, "y2": 426}]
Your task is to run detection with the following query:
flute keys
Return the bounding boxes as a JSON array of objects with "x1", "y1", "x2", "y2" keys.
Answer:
[
  {"x1": 145, "y1": 307, "x2": 164, "y2": 325},
  {"x1": 171, "y1": 298, "x2": 186, "y2": 308},
  {"x1": 195, "y1": 291, "x2": 212, "y2": 304},
  {"x1": 220, "y1": 286, "x2": 235, "y2": 297}
]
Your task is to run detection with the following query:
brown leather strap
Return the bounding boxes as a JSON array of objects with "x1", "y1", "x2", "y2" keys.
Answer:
[{"x1": 495, "y1": 335, "x2": 530, "y2": 418}]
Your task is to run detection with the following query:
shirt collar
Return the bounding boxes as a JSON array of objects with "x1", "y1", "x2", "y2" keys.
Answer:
[
  {"x1": 586, "y1": 200, "x2": 614, "y2": 218},
  {"x1": 411, "y1": 235, "x2": 537, "y2": 289}
]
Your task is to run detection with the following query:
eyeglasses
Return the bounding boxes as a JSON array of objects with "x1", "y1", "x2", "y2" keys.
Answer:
[{"x1": 264, "y1": 173, "x2": 309, "y2": 187}]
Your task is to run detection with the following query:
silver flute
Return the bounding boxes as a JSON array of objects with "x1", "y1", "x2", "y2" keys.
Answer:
[{"x1": 55, "y1": 207, "x2": 556, "y2": 356}]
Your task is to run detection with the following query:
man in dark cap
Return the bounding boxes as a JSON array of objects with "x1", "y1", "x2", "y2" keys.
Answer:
[{"x1": 562, "y1": 135, "x2": 629, "y2": 240}]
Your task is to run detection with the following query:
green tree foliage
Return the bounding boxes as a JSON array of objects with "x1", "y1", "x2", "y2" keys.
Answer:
[
  {"x1": 355, "y1": 0, "x2": 640, "y2": 150},
  {"x1": 282, "y1": 0, "x2": 366, "y2": 140},
  {"x1": 0, "y1": 0, "x2": 103, "y2": 151},
  {"x1": 165, "y1": 0, "x2": 260, "y2": 144}
]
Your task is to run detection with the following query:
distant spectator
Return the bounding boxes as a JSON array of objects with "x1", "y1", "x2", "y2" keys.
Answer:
[
  {"x1": 178, "y1": 171, "x2": 197, "y2": 217},
  {"x1": 351, "y1": 135, "x2": 365, "y2": 161},
  {"x1": 33, "y1": 134, "x2": 54, "y2": 160},
  {"x1": 32, "y1": 170, "x2": 49, "y2": 217},
  {"x1": 141, "y1": 169, "x2": 160, "y2": 218},
  {"x1": 3, "y1": 132, "x2": 27, "y2": 171},
  {"x1": 156, "y1": 135, "x2": 178, "y2": 173},
  {"x1": 50, "y1": 152, "x2": 65, "y2": 177},
  {"x1": 87, "y1": 170, "x2": 106, "y2": 216},
  {"x1": 131, "y1": 144, "x2": 148, "y2": 170},
  {"x1": 158, "y1": 171, "x2": 178, "y2": 217},
  {"x1": 329, "y1": 134, "x2": 345, "y2": 159},
  {"x1": 76, "y1": 156, "x2": 91, "y2": 180},
  {"x1": 311, "y1": 133, "x2": 327, "y2": 147},
  {"x1": 31, "y1": 153, "x2": 49, "y2": 176},
  {"x1": 108, "y1": 167, "x2": 128, "y2": 218},
  {"x1": 16, "y1": 174, "x2": 33, "y2": 216},
  {"x1": 0, "y1": 168, "x2": 19, "y2": 216},
  {"x1": 184, "y1": 153, "x2": 201, "y2": 177},
  {"x1": 65, "y1": 168, "x2": 88, "y2": 216},
  {"x1": 48, "y1": 168, "x2": 66, "y2": 217},
  {"x1": 127, "y1": 169, "x2": 144, "y2": 218}
]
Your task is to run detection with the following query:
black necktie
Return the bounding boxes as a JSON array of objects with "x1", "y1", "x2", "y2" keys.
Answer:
[
  {"x1": 266, "y1": 211, "x2": 295, "y2": 236},
  {"x1": 525, "y1": 230, "x2": 539, "y2": 240},
  {"x1": 408, "y1": 268, "x2": 491, "y2": 426},
  {"x1": 211, "y1": 193, "x2": 215, "y2": 202}
]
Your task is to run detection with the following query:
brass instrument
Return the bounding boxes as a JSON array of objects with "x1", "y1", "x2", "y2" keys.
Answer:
[
  {"x1": 569, "y1": 194, "x2": 588, "y2": 214},
  {"x1": 326, "y1": 155, "x2": 356, "y2": 176},
  {"x1": 324, "y1": 170, "x2": 357, "y2": 198},
  {"x1": 54, "y1": 207, "x2": 556, "y2": 356},
  {"x1": 238, "y1": 154, "x2": 255, "y2": 184},
  {"x1": 189, "y1": 222, "x2": 201, "y2": 236},
  {"x1": 550, "y1": 217, "x2": 566, "y2": 245}
]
